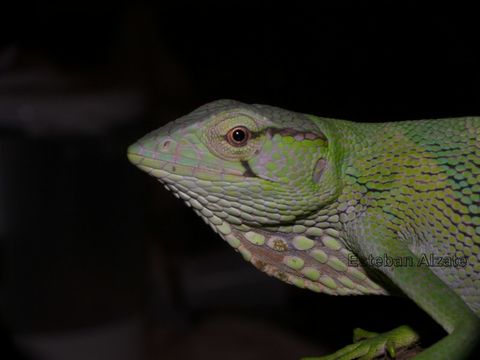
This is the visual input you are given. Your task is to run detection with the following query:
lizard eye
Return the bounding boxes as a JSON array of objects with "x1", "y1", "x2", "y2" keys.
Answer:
[
  {"x1": 202, "y1": 114, "x2": 262, "y2": 160},
  {"x1": 226, "y1": 126, "x2": 250, "y2": 147}
]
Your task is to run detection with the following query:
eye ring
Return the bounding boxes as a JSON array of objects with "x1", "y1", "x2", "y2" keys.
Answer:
[{"x1": 226, "y1": 126, "x2": 250, "y2": 147}]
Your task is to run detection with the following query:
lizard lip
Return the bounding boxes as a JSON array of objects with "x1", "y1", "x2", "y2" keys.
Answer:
[
  {"x1": 127, "y1": 143, "x2": 246, "y2": 180},
  {"x1": 127, "y1": 151, "x2": 143, "y2": 165}
]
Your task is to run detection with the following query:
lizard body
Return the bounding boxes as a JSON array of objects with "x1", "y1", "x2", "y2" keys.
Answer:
[{"x1": 128, "y1": 100, "x2": 480, "y2": 359}]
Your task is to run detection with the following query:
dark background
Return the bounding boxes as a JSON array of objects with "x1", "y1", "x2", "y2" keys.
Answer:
[{"x1": 0, "y1": 3, "x2": 478, "y2": 360}]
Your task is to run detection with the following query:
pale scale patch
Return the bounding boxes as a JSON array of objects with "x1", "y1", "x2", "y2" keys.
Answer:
[{"x1": 217, "y1": 226, "x2": 387, "y2": 296}]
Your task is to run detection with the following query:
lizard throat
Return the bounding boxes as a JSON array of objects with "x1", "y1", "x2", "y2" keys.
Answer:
[{"x1": 168, "y1": 183, "x2": 388, "y2": 296}]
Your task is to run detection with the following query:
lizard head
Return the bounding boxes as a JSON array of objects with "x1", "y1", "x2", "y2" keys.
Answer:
[
  {"x1": 127, "y1": 100, "x2": 386, "y2": 296},
  {"x1": 128, "y1": 99, "x2": 340, "y2": 228}
]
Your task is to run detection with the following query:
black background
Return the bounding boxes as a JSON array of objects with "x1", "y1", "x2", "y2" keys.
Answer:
[{"x1": 0, "y1": 3, "x2": 478, "y2": 360}]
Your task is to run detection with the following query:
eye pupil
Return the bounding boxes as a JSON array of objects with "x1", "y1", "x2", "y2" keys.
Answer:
[
  {"x1": 227, "y1": 126, "x2": 250, "y2": 146},
  {"x1": 232, "y1": 129, "x2": 246, "y2": 142}
]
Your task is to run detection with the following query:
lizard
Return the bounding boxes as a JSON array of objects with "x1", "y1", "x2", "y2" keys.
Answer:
[{"x1": 127, "y1": 99, "x2": 480, "y2": 359}]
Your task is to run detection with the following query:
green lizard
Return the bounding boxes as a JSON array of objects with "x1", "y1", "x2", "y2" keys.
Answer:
[{"x1": 127, "y1": 100, "x2": 480, "y2": 359}]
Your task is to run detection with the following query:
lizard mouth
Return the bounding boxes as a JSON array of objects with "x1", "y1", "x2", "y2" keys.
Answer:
[{"x1": 127, "y1": 146, "x2": 247, "y2": 182}]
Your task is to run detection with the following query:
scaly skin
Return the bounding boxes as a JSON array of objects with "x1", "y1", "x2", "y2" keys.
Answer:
[{"x1": 128, "y1": 100, "x2": 480, "y2": 359}]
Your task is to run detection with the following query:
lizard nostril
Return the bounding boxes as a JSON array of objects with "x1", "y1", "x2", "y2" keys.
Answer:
[
  {"x1": 160, "y1": 139, "x2": 172, "y2": 152},
  {"x1": 157, "y1": 138, "x2": 178, "y2": 153}
]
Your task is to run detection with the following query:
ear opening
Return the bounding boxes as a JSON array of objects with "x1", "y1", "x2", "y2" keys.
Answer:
[{"x1": 312, "y1": 158, "x2": 327, "y2": 184}]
